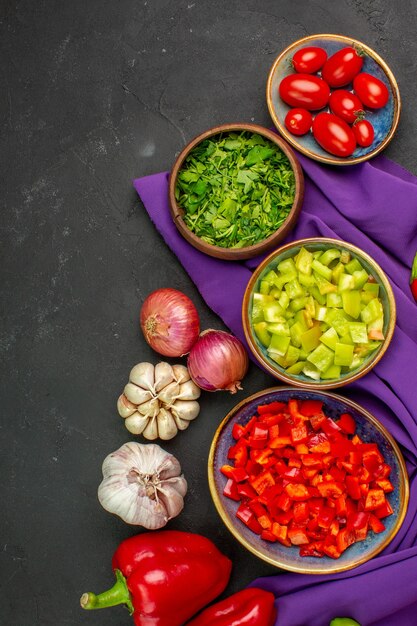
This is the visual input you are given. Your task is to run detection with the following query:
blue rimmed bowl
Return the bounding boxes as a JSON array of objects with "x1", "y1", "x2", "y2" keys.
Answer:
[
  {"x1": 266, "y1": 34, "x2": 401, "y2": 165},
  {"x1": 208, "y1": 387, "x2": 409, "y2": 574}
]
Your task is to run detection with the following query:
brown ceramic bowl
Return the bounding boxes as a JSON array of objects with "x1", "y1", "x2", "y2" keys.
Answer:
[
  {"x1": 242, "y1": 238, "x2": 396, "y2": 389},
  {"x1": 169, "y1": 123, "x2": 304, "y2": 260}
]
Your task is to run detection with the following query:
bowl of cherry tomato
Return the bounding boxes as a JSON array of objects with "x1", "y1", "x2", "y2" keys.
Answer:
[
  {"x1": 208, "y1": 387, "x2": 409, "y2": 574},
  {"x1": 266, "y1": 34, "x2": 401, "y2": 165}
]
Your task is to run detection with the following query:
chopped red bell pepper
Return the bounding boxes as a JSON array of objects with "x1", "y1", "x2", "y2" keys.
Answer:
[
  {"x1": 336, "y1": 528, "x2": 356, "y2": 553},
  {"x1": 346, "y1": 476, "x2": 361, "y2": 500},
  {"x1": 293, "y1": 501, "x2": 309, "y2": 523},
  {"x1": 236, "y1": 504, "x2": 263, "y2": 534},
  {"x1": 288, "y1": 525, "x2": 309, "y2": 545},
  {"x1": 220, "y1": 465, "x2": 249, "y2": 483},
  {"x1": 338, "y1": 412, "x2": 356, "y2": 435},
  {"x1": 285, "y1": 483, "x2": 311, "y2": 501},
  {"x1": 272, "y1": 522, "x2": 291, "y2": 546},
  {"x1": 223, "y1": 397, "x2": 395, "y2": 561},
  {"x1": 300, "y1": 399, "x2": 324, "y2": 417},
  {"x1": 237, "y1": 483, "x2": 258, "y2": 500},
  {"x1": 347, "y1": 511, "x2": 369, "y2": 530},
  {"x1": 248, "y1": 424, "x2": 269, "y2": 449},
  {"x1": 228, "y1": 440, "x2": 248, "y2": 468},
  {"x1": 364, "y1": 489, "x2": 386, "y2": 511},
  {"x1": 223, "y1": 478, "x2": 241, "y2": 502},
  {"x1": 374, "y1": 499, "x2": 394, "y2": 519},
  {"x1": 300, "y1": 542, "x2": 324, "y2": 557},
  {"x1": 317, "y1": 481, "x2": 344, "y2": 498},
  {"x1": 291, "y1": 422, "x2": 309, "y2": 444},
  {"x1": 375, "y1": 478, "x2": 394, "y2": 493},
  {"x1": 250, "y1": 470, "x2": 276, "y2": 495},
  {"x1": 257, "y1": 401, "x2": 287, "y2": 415},
  {"x1": 369, "y1": 513, "x2": 386, "y2": 533}
]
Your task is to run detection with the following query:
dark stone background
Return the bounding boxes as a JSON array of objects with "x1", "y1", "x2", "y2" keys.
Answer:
[{"x1": 1, "y1": 1, "x2": 416, "y2": 624}]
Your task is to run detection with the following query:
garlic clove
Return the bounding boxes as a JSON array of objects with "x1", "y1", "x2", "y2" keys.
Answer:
[
  {"x1": 157, "y1": 480, "x2": 186, "y2": 519},
  {"x1": 157, "y1": 381, "x2": 180, "y2": 406},
  {"x1": 117, "y1": 394, "x2": 137, "y2": 418},
  {"x1": 156, "y1": 450, "x2": 183, "y2": 480},
  {"x1": 129, "y1": 362, "x2": 155, "y2": 392},
  {"x1": 137, "y1": 397, "x2": 160, "y2": 418},
  {"x1": 177, "y1": 379, "x2": 201, "y2": 401},
  {"x1": 142, "y1": 416, "x2": 159, "y2": 440},
  {"x1": 124, "y1": 412, "x2": 149, "y2": 435},
  {"x1": 156, "y1": 408, "x2": 178, "y2": 440},
  {"x1": 172, "y1": 364, "x2": 190, "y2": 384},
  {"x1": 173, "y1": 414, "x2": 191, "y2": 431},
  {"x1": 154, "y1": 362, "x2": 175, "y2": 392},
  {"x1": 171, "y1": 399, "x2": 200, "y2": 422},
  {"x1": 124, "y1": 383, "x2": 153, "y2": 406}
]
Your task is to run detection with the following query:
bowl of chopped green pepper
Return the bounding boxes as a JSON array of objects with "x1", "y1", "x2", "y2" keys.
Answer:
[
  {"x1": 242, "y1": 238, "x2": 396, "y2": 389},
  {"x1": 169, "y1": 124, "x2": 304, "y2": 260}
]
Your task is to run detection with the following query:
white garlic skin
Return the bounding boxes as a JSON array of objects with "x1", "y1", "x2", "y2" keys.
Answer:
[
  {"x1": 98, "y1": 442, "x2": 187, "y2": 528},
  {"x1": 117, "y1": 362, "x2": 201, "y2": 440}
]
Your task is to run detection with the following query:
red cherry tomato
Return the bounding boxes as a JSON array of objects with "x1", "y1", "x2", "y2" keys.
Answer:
[
  {"x1": 353, "y1": 119, "x2": 375, "y2": 147},
  {"x1": 312, "y1": 112, "x2": 357, "y2": 157},
  {"x1": 292, "y1": 46, "x2": 327, "y2": 74},
  {"x1": 321, "y1": 47, "x2": 364, "y2": 87},
  {"x1": 279, "y1": 74, "x2": 330, "y2": 110},
  {"x1": 329, "y1": 90, "x2": 364, "y2": 124},
  {"x1": 353, "y1": 73, "x2": 389, "y2": 109},
  {"x1": 284, "y1": 108, "x2": 313, "y2": 136}
]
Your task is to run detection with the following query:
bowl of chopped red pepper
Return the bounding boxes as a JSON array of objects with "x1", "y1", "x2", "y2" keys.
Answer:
[{"x1": 208, "y1": 387, "x2": 408, "y2": 574}]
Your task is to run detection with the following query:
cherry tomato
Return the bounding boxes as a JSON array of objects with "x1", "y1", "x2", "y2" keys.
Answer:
[
  {"x1": 292, "y1": 46, "x2": 327, "y2": 74},
  {"x1": 321, "y1": 47, "x2": 364, "y2": 87},
  {"x1": 284, "y1": 108, "x2": 313, "y2": 136},
  {"x1": 353, "y1": 73, "x2": 389, "y2": 109},
  {"x1": 312, "y1": 112, "x2": 357, "y2": 157},
  {"x1": 279, "y1": 74, "x2": 330, "y2": 110},
  {"x1": 353, "y1": 119, "x2": 375, "y2": 147},
  {"x1": 329, "y1": 90, "x2": 364, "y2": 124}
]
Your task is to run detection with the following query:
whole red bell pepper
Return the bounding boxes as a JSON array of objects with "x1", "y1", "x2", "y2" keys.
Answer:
[
  {"x1": 80, "y1": 530, "x2": 232, "y2": 626},
  {"x1": 411, "y1": 251, "x2": 417, "y2": 302},
  {"x1": 186, "y1": 588, "x2": 277, "y2": 626}
]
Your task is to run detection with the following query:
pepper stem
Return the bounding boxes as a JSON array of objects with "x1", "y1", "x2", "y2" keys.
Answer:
[
  {"x1": 80, "y1": 569, "x2": 134, "y2": 615},
  {"x1": 411, "y1": 251, "x2": 417, "y2": 281}
]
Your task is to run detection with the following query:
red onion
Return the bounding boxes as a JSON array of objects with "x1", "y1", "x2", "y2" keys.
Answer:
[
  {"x1": 140, "y1": 288, "x2": 200, "y2": 357},
  {"x1": 187, "y1": 329, "x2": 249, "y2": 394}
]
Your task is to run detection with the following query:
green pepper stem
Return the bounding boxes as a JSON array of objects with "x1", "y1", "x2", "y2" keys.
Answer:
[
  {"x1": 411, "y1": 251, "x2": 417, "y2": 281},
  {"x1": 80, "y1": 569, "x2": 134, "y2": 615}
]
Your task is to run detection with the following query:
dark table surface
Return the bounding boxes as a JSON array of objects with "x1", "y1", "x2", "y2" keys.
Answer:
[{"x1": 2, "y1": 1, "x2": 417, "y2": 624}]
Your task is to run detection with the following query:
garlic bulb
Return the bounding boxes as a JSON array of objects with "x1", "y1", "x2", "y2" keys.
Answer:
[
  {"x1": 117, "y1": 362, "x2": 201, "y2": 440},
  {"x1": 98, "y1": 442, "x2": 187, "y2": 528}
]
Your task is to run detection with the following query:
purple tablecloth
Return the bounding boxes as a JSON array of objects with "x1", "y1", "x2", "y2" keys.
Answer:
[{"x1": 134, "y1": 150, "x2": 417, "y2": 626}]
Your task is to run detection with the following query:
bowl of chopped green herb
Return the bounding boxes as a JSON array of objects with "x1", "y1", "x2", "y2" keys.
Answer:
[{"x1": 169, "y1": 123, "x2": 304, "y2": 260}]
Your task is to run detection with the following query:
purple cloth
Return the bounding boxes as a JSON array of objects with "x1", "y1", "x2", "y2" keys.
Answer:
[{"x1": 134, "y1": 150, "x2": 417, "y2": 626}]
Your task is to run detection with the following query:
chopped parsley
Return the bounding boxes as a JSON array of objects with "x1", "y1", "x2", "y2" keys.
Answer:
[{"x1": 174, "y1": 131, "x2": 296, "y2": 249}]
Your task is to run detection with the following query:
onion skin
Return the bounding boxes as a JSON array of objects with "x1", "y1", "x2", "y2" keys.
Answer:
[
  {"x1": 140, "y1": 288, "x2": 200, "y2": 357},
  {"x1": 187, "y1": 330, "x2": 249, "y2": 394}
]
